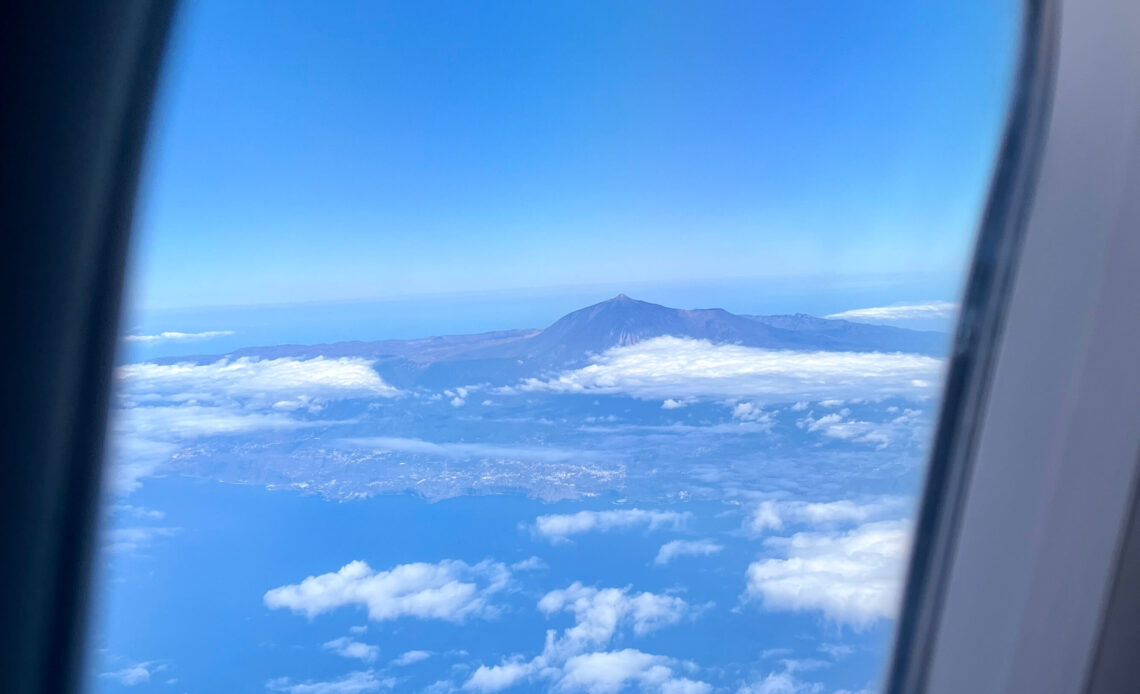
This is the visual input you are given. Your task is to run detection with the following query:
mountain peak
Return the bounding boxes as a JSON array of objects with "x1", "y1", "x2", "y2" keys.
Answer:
[{"x1": 611, "y1": 293, "x2": 633, "y2": 302}]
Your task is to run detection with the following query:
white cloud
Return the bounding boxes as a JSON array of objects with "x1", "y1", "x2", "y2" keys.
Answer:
[
  {"x1": 464, "y1": 660, "x2": 532, "y2": 692},
  {"x1": 266, "y1": 671, "x2": 394, "y2": 694},
  {"x1": 104, "y1": 526, "x2": 179, "y2": 555},
  {"x1": 661, "y1": 399, "x2": 686, "y2": 410},
  {"x1": 745, "y1": 498, "x2": 906, "y2": 534},
  {"x1": 654, "y1": 540, "x2": 724, "y2": 566},
  {"x1": 825, "y1": 301, "x2": 957, "y2": 323},
  {"x1": 744, "y1": 520, "x2": 911, "y2": 627},
  {"x1": 118, "y1": 356, "x2": 400, "y2": 405},
  {"x1": 117, "y1": 404, "x2": 308, "y2": 438},
  {"x1": 532, "y1": 509, "x2": 690, "y2": 543},
  {"x1": 112, "y1": 504, "x2": 165, "y2": 520},
  {"x1": 538, "y1": 583, "x2": 693, "y2": 652},
  {"x1": 104, "y1": 436, "x2": 178, "y2": 495},
  {"x1": 463, "y1": 583, "x2": 706, "y2": 693},
  {"x1": 517, "y1": 337, "x2": 941, "y2": 404},
  {"x1": 106, "y1": 357, "x2": 399, "y2": 495},
  {"x1": 818, "y1": 643, "x2": 854, "y2": 659},
  {"x1": 559, "y1": 650, "x2": 711, "y2": 694},
  {"x1": 264, "y1": 559, "x2": 510, "y2": 623},
  {"x1": 737, "y1": 671, "x2": 823, "y2": 694},
  {"x1": 123, "y1": 330, "x2": 235, "y2": 344},
  {"x1": 391, "y1": 650, "x2": 432, "y2": 666},
  {"x1": 100, "y1": 662, "x2": 164, "y2": 686},
  {"x1": 510, "y1": 556, "x2": 548, "y2": 572},
  {"x1": 324, "y1": 637, "x2": 379, "y2": 663},
  {"x1": 731, "y1": 402, "x2": 773, "y2": 428}
]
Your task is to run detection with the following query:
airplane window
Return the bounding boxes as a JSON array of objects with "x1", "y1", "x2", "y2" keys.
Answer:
[{"x1": 87, "y1": 2, "x2": 1019, "y2": 693}]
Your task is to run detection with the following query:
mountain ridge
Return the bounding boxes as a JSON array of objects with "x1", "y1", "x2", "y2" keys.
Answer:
[{"x1": 153, "y1": 295, "x2": 947, "y2": 386}]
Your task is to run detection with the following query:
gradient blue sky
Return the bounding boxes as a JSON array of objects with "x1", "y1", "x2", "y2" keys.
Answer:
[{"x1": 131, "y1": 0, "x2": 1018, "y2": 312}]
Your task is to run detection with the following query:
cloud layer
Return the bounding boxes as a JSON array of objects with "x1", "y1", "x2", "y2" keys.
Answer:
[
  {"x1": 123, "y1": 330, "x2": 235, "y2": 344},
  {"x1": 518, "y1": 337, "x2": 941, "y2": 403},
  {"x1": 118, "y1": 356, "x2": 399, "y2": 405},
  {"x1": 825, "y1": 301, "x2": 957, "y2": 323}
]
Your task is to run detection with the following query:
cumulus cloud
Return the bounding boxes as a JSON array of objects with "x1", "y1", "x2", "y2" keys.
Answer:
[
  {"x1": 391, "y1": 650, "x2": 432, "y2": 666},
  {"x1": 737, "y1": 671, "x2": 823, "y2": 694},
  {"x1": 464, "y1": 660, "x2": 532, "y2": 691},
  {"x1": 123, "y1": 330, "x2": 235, "y2": 344},
  {"x1": 654, "y1": 540, "x2": 724, "y2": 566},
  {"x1": 744, "y1": 520, "x2": 911, "y2": 627},
  {"x1": 463, "y1": 583, "x2": 707, "y2": 693},
  {"x1": 538, "y1": 583, "x2": 693, "y2": 651},
  {"x1": 661, "y1": 399, "x2": 686, "y2": 410},
  {"x1": 825, "y1": 301, "x2": 957, "y2": 323},
  {"x1": 792, "y1": 405, "x2": 931, "y2": 449},
  {"x1": 264, "y1": 559, "x2": 510, "y2": 623},
  {"x1": 324, "y1": 637, "x2": 379, "y2": 663},
  {"x1": 532, "y1": 509, "x2": 690, "y2": 543},
  {"x1": 559, "y1": 650, "x2": 711, "y2": 694},
  {"x1": 510, "y1": 556, "x2": 549, "y2": 572},
  {"x1": 517, "y1": 337, "x2": 941, "y2": 404},
  {"x1": 266, "y1": 671, "x2": 394, "y2": 694},
  {"x1": 118, "y1": 356, "x2": 400, "y2": 405},
  {"x1": 745, "y1": 498, "x2": 907, "y2": 534},
  {"x1": 731, "y1": 402, "x2": 774, "y2": 428}
]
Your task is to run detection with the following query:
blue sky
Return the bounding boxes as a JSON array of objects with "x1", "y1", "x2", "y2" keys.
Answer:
[{"x1": 131, "y1": 0, "x2": 1017, "y2": 313}]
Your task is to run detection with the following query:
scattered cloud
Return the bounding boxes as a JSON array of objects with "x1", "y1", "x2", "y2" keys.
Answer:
[
  {"x1": 112, "y1": 504, "x2": 165, "y2": 521},
  {"x1": 532, "y1": 509, "x2": 690, "y2": 543},
  {"x1": 99, "y1": 662, "x2": 165, "y2": 686},
  {"x1": 517, "y1": 337, "x2": 941, "y2": 404},
  {"x1": 818, "y1": 643, "x2": 854, "y2": 660},
  {"x1": 391, "y1": 650, "x2": 432, "y2": 666},
  {"x1": 654, "y1": 540, "x2": 724, "y2": 566},
  {"x1": 104, "y1": 526, "x2": 179, "y2": 555},
  {"x1": 266, "y1": 671, "x2": 395, "y2": 694},
  {"x1": 737, "y1": 671, "x2": 823, "y2": 694},
  {"x1": 510, "y1": 556, "x2": 548, "y2": 572},
  {"x1": 731, "y1": 403, "x2": 774, "y2": 428},
  {"x1": 559, "y1": 649, "x2": 711, "y2": 694},
  {"x1": 324, "y1": 636, "x2": 379, "y2": 663},
  {"x1": 745, "y1": 498, "x2": 907, "y2": 534},
  {"x1": 744, "y1": 520, "x2": 911, "y2": 627},
  {"x1": 264, "y1": 559, "x2": 511, "y2": 623},
  {"x1": 825, "y1": 301, "x2": 957, "y2": 323},
  {"x1": 463, "y1": 583, "x2": 708, "y2": 693},
  {"x1": 661, "y1": 399, "x2": 686, "y2": 410},
  {"x1": 538, "y1": 583, "x2": 694, "y2": 651},
  {"x1": 123, "y1": 330, "x2": 235, "y2": 344},
  {"x1": 463, "y1": 660, "x2": 531, "y2": 692}
]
